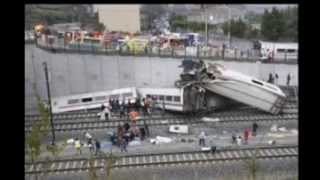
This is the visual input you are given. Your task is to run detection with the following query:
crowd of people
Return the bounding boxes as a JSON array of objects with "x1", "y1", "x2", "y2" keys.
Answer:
[
  {"x1": 72, "y1": 95, "x2": 156, "y2": 155},
  {"x1": 267, "y1": 72, "x2": 292, "y2": 86},
  {"x1": 99, "y1": 95, "x2": 155, "y2": 121},
  {"x1": 198, "y1": 122, "x2": 259, "y2": 148}
]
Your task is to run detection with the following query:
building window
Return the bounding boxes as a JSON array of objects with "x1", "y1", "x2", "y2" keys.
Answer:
[{"x1": 159, "y1": 96, "x2": 164, "y2": 101}]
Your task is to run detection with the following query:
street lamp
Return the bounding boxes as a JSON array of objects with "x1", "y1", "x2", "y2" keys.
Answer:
[
  {"x1": 43, "y1": 62, "x2": 56, "y2": 145},
  {"x1": 228, "y1": 6, "x2": 231, "y2": 48}
]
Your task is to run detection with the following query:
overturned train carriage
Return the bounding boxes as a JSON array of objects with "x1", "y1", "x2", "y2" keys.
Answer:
[
  {"x1": 138, "y1": 86, "x2": 235, "y2": 113},
  {"x1": 177, "y1": 60, "x2": 287, "y2": 114}
]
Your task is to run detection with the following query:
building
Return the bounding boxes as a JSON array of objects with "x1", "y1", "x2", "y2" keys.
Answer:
[
  {"x1": 94, "y1": 5, "x2": 141, "y2": 33},
  {"x1": 186, "y1": 5, "x2": 245, "y2": 25}
]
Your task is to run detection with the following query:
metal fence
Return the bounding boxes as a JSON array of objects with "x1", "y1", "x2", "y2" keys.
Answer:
[{"x1": 34, "y1": 38, "x2": 298, "y2": 64}]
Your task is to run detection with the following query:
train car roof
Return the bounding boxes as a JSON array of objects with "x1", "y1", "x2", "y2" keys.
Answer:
[
  {"x1": 213, "y1": 64, "x2": 286, "y2": 97},
  {"x1": 138, "y1": 87, "x2": 182, "y2": 95},
  {"x1": 52, "y1": 87, "x2": 137, "y2": 101}
]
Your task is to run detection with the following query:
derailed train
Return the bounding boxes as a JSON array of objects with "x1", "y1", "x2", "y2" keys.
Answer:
[
  {"x1": 51, "y1": 86, "x2": 234, "y2": 114},
  {"x1": 52, "y1": 58, "x2": 286, "y2": 114}
]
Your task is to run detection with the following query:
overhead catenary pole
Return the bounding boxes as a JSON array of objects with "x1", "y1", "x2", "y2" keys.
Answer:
[
  {"x1": 205, "y1": 6, "x2": 208, "y2": 47},
  {"x1": 228, "y1": 5, "x2": 231, "y2": 48},
  {"x1": 43, "y1": 62, "x2": 56, "y2": 145}
]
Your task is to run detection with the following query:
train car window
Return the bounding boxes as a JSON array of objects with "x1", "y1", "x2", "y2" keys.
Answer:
[
  {"x1": 68, "y1": 99, "x2": 79, "y2": 104},
  {"x1": 277, "y1": 49, "x2": 285, "y2": 53},
  {"x1": 95, "y1": 96, "x2": 106, "y2": 101},
  {"x1": 166, "y1": 96, "x2": 173, "y2": 101},
  {"x1": 81, "y1": 97, "x2": 92, "y2": 103},
  {"x1": 122, "y1": 93, "x2": 133, "y2": 97},
  {"x1": 287, "y1": 49, "x2": 296, "y2": 53},
  {"x1": 152, "y1": 95, "x2": 158, "y2": 100},
  {"x1": 110, "y1": 94, "x2": 120, "y2": 99},
  {"x1": 174, "y1": 96, "x2": 181, "y2": 102},
  {"x1": 159, "y1": 95, "x2": 164, "y2": 101},
  {"x1": 252, "y1": 80, "x2": 263, "y2": 86}
]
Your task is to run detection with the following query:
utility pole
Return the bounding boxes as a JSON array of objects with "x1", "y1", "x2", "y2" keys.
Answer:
[
  {"x1": 201, "y1": 4, "x2": 208, "y2": 47},
  {"x1": 43, "y1": 62, "x2": 55, "y2": 145},
  {"x1": 228, "y1": 6, "x2": 231, "y2": 48}
]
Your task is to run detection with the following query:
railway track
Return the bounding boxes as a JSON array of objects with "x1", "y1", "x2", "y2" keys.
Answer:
[
  {"x1": 25, "y1": 112, "x2": 298, "y2": 133},
  {"x1": 25, "y1": 144, "x2": 298, "y2": 175},
  {"x1": 25, "y1": 102, "x2": 298, "y2": 123}
]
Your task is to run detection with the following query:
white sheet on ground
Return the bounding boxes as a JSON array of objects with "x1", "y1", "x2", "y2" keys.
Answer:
[
  {"x1": 169, "y1": 125, "x2": 189, "y2": 134},
  {"x1": 67, "y1": 139, "x2": 74, "y2": 144},
  {"x1": 150, "y1": 136, "x2": 173, "y2": 145},
  {"x1": 201, "y1": 117, "x2": 220, "y2": 122}
]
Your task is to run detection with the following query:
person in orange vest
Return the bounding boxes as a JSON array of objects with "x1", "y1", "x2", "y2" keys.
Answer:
[{"x1": 129, "y1": 110, "x2": 139, "y2": 125}]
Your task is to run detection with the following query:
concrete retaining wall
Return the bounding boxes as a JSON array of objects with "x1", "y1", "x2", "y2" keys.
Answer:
[{"x1": 25, "y1": 45, "x2": 298, "y2": 113}]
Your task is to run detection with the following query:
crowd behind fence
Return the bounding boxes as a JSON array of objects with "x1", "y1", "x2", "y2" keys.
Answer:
[{"x1": 32, "y1": 37, "x2": 297, "y2": 64}]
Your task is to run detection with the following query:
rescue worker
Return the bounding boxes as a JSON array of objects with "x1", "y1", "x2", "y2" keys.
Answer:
[
  {"x1": 74, "y1": 138, "x2": 82, "y2": 155},
  {"x1": 117, "y1": 125, "x2": 124, "y2": 147},
  {"x1": 231, "y1": 133, "x2": 237, "y2": 144},
  {"x1": 162, "y1": 100, "x2": 166, "y2": 116},
  {"x1": 95, "y1": 139, "x2": 101, "y2": 155},
  {"x1": 236, "y1": 136, "x2": 242, "y2": 146},
  {"x1": 129, "y1": 109, "x2": 139, "y2": 125},
  {"x1": 287, "y1": 73, "x2": 291, "y2": 86},
  {"x1": 275, "y1": 73, "x2": 279, "y2": 85},
  {"x1": 120, "y1": 138, "x2": 128, "y2": 152},
  {"x1": 244, "y1": 128, "x2": 250, "y2": 144},
  {"x1": 252, "y1": 122, "x2": 258, "y2": 136},
  {"x1": 199, "y1": 131, "x2": 206, "y2": 146},
  {"x1": 84, "y1": 131, "x2": 93, "y2": 144},
  {"x1": 119, "y1": 101, "x2": 125, "y2": 119}
]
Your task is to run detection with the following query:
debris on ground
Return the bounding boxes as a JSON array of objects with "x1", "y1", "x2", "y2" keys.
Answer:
[
  {"x1": 150, "y1": 136, "x2": 173, "y2": 145},
  {"x1": 290, "y1": 129, "x2": 298, "y2": 135},
  {"x1": 169, "y1": 125, "x2": 189, "y2": 134},
  {"x1": 129, "y1": 139, "x2": 142, "y2": 146},
  {"x1": 278, "y1": 127, "x2": 288, "y2": 132},
  {"x1": 67, "y1": 139, "x2": 74, "y2": 144},
  {"x1": 270, "y1": 124, "x2": 278, "y2": 132}
]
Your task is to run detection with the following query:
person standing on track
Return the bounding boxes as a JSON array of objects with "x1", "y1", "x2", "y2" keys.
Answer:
[
  {"x1": 199, "y1": 131, "x2": 206, "y2": 146},
  {"x1": 244, "y1": 128, "x2": 250, "y2": 144},
  {"x1": 252, "y1": 122, "x2": 258, "y2": 137},
  {"x1": 75, "y1": 138, "x2": 82, "y2": 155},
  {"x1": 95, "y1": 139, "x2": 101, "y2": 156},
  {"x1": 287, "y1": 73, "x2": 291, "y2": 86}
]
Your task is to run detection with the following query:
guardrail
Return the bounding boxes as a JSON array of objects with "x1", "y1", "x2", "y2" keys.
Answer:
[{"x1": 33, "y1": 39, "x2": 298, "y2": 64}]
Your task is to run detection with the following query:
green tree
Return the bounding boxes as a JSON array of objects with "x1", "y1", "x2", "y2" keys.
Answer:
[
  {"x1": 25, "y1": 86, "x2": 50, "y2": 162},
  {"x1": 261, "y1": 7, "x2": 287, "y2": 41},
  {"x1": 141, "y1": 4, "x2": 167, "y2": 31}
]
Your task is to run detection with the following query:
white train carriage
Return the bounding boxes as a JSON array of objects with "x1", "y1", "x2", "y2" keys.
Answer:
[
  {"x1": 138, "y1": 87, "x2": 184, "y2": 112},
  {"x1": 137, "y1": 86, "x2": 230, "y2": 113},
  {"x1": 202, "y1": 63, "x2": 286, "y2": 114},
  {"x1": 51, "y1": 87, "x2": 138, "y2": 113}
]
